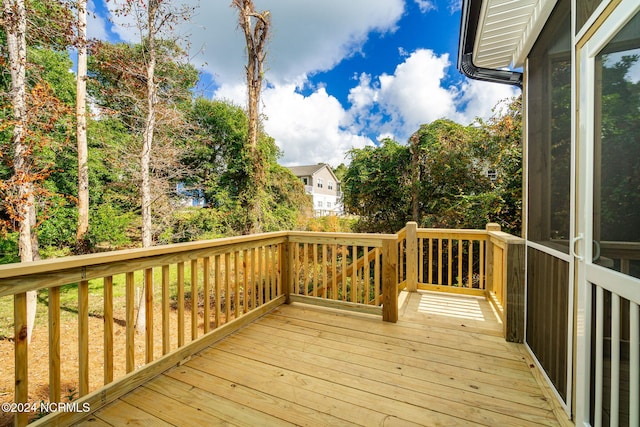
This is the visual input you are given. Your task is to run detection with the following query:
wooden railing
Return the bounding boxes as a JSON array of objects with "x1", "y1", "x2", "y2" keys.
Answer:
[
  {"x1": 287, "y1": 232, "x2": 398, "y2": 316},
  {"x1": 401, "y1": 222, "x2": 488, "y2": 295},
  {"x1": 0, "y1": 231, "x2": 398, "y2": 427},
  {"x1": 398, "y1": 222, "x2": 525, "y2": 341}
]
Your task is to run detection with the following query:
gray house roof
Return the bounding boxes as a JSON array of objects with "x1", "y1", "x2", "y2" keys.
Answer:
[{"x1": 288, "y1": 164, "x2": 340, "y2": 183}]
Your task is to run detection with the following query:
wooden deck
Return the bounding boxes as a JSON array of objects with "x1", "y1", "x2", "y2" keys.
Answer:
[{"x1": 75, "y1": 291, "x2": 571, "y2": 426}]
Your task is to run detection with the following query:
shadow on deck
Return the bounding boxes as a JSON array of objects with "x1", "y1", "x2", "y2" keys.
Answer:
[{"x1": 74, "y1": 291, "x2": 571, "y2": 426}]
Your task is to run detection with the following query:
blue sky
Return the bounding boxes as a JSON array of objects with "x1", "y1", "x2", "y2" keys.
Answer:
[{"x1": 88, "y1": 0, "x2": 519, "y2": 166}]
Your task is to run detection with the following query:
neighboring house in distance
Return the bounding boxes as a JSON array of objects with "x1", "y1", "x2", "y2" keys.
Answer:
[{"x1": 288, "y1": 164, "x2": 343, "y2": 216}]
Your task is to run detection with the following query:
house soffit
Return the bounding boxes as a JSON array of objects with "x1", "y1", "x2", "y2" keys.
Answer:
[{"x1": 473, "y1": 0, "x2": 557, "y2": 69}]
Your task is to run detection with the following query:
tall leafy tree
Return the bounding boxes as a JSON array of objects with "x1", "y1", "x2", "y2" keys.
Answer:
[
  {"x1": 344, "y1": 98, "x2": 523, "y2": 235},
  {"x1": 109, "y1": 0, "x2": 195, "y2": 247},
  {"x1": 1, "y1": 0, "x2": 74, "y2": 342}
]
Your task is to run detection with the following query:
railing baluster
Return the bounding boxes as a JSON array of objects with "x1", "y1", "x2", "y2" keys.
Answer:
[
  {"x1": 272, "y1": 246, "x2": 278, "y2": 300},
  {"x1": 144, "y1": 268, "x2": 153, "y2": 363},
  {"x1": 243, "y1": 249, "x2": 250, "y2": 312},
  {"x1": 437, "y1": 239, "x2": 443, "y2": 285},
  {"x1": 78, "y1": 280, "x2": 89, "y2": 396},
  {"x1": 252, "y1": 247, "x2": 259, "y2": 306},
  {"x1": 234, "y1": 251, "x2": 241, "y2": 317},
  {"x1": 162, "y1": 265, "x2": 170, "y2": 355},
  {"x1": 322, "y1": 245, "x2": 328, "y2": 299},
  {"x1": 14, "y1": 292, "x2": 28, "y2": 427},
  {"x1": 458, "y1": 240, "x2": 463, "y2": 286},
  {"x1": 312, "y1": 244, "x2": 318, "y2": 297},
  {"x1": 259, "y1": 247, "x2": 264, "y2": 305},
  {"x1": 342, "y1": 245, "x2": 347, "y2": 301},
  {"x1": 351, "y1": 245, "x2": 358, "y2": 303},
  {"x1": 177, "y1": 262, "x2": 185, "y2": 347},
  {"x1": 611, "y1": 294, "x2": 620, "y2": 426},
  {"x1": 302, "y1": 244, "x2": 308, "y2": 296},
  {"x1": 419, "y1": 238, "x2": 424, "y2": 284},
  {"x1": 468, "y1": 241, "x2": 473, "y2": 288},
  {"x1": 49, "y1": 286, "x2": 61, "y2": 402},
  {"x1": 191, "y1": 259, "x2": 198, "y2": 340},
  {"x1": 103, "y1": 276, "x2": 113, "y2": 385},
  {"x1": 364, "y1": 247, "x2": 370, "y2": 304},
  {"x1": 215, "y1": 255, "x2": 221, "y2": 327},
  {"x1": 374, "y1": 248, "x2": 381, "y2": 305},
  {"x1": 125, "y1": 272, "x2": 135, "y2": 373},
  {"x1": 448, "y1": 239, "x2": 453, "y2": 286},
  {"x1": 332, "y1": 244, "x2": 338, "y2": 300},
  {"x1": 225, "y1": 253, "x2": 231, "y2": 320},
  {"x1": 203, "y1": 257, "x2": 211, "y2": 333},
  {"x1": 479, "y1": 240, "x2": 485, "y2": 289},
  {"x1": 595, "y1": 286, "x2": 604, "y2": 425},
  {"x1": 428, "y1": 238, "x2": 433, "y2": 285}
]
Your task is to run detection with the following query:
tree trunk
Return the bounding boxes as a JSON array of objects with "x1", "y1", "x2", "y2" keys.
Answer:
[
  {"x1": 76, "y1": 0, "x2": 89, "y2": 251},
  {"x1": 140, "y1": 1, "x2": 158, "y2": 249},
  {"x1": 3, "y1": 0, "x2": 38, "y2": 343},
  {"x1": 137, "y1": 0, "x2": 159, "y2": 333},
  {"x1": 233, "y1": 0, "x2": 270, "y2": 234}
]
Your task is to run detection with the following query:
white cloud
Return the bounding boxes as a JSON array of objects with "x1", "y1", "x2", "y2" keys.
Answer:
[
  {"x1": 100, "y1": 1, "x2": 520, "y2": 167},
  {"x1": 261, "y1": 85, "x2": 374, "y2": 167},
  {"x1": 346, "y1": 49, "x2": 519, "y2": 142},
  {"x1": 177, "y1": 0, "x2": 405, "y2": 87},
  {"x1": 414, "y1": 0, "x2": 436, "y2": 13}
]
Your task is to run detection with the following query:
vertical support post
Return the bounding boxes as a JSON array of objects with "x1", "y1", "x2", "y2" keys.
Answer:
[
  {"x1": 406, "y1": 222, "x2": 418, "y2": 292},
  {"x1": 504, "y1": 239, "x2": 525, "y2": 343},
  {"x1": 382, "y1": 238, "x2": 398, "y2": 323},
  {"x1": 485, "y1": 223, "x2": 501, "y2": 296}
]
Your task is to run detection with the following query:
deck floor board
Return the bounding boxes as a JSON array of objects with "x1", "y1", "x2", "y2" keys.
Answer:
[{"x1": 73, "y1": 291, "x2": 570, "y2": 426}]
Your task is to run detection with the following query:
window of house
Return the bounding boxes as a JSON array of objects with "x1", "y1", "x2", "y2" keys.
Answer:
[
  {"x1": 486, "y1": 170, "x2": 497, "y2": 181},
  {"x1": 327, "y1": 202, "x2": 331, "y2": 208},
  {"x1": 301, "y1": 177, "x2": 308, "y2": 185},
  {"x1": 328, "y1": 181, "x2": 334, "y2": 190},
  {"x1": 317, "y1": 178, "x2": 323, "y2": 188},
  {"x1": 317, "y1": 200, "x2": 323, "y2": 208}
]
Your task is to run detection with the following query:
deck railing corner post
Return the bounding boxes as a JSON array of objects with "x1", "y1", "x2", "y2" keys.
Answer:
[
  {"x1": 406, "y1": 222, "x2": 418, "y2": 292},
  {"x1": 382, "y1": 238, "x2": 399, "y2": 323},
  {"x1": 504, "y1": 239, "x2": 525, "y2": 342}
]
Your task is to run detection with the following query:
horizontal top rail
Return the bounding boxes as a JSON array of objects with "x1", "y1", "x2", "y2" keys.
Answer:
[
  {"x1": 488, "y1": 231, "x2": 525, "y2": 248},
  {"x1": 0, "y1": 232, "x2": 289, "y2": 297},
  {"x1": 416, "y1": 228, "x2": 489, "y2": 239},
  {"x1": 288, "y1": 231, "x2": 397, "y2": 247},
  {"x1": 0, "y1": 231, "x2": 399, "y2": 298}
]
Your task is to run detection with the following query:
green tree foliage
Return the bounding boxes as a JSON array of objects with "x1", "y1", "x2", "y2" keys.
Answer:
[
  {"x1": 342, "y1": 138, "x2": 412, "y2": 233},
  {"x1": 343, "y1": 98, "x2": 523, "y2": 235},
  {"x1": 176, "y1": 98, "x2": 310, "y2": 239}
]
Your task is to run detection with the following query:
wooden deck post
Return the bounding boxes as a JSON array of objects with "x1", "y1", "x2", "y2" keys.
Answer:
[
  {"x1": 406, "y1": 222, "x2": 418, "y2": 292},
  {"x1": 485, "y1": 223, "x2": 501, "y2": 295},
  {"x1": 382, "y1": 238, "x2": 398, "y2": 323},
  {"x1": 504, "y1": 238, "x2": 525, "y2": 343}
]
